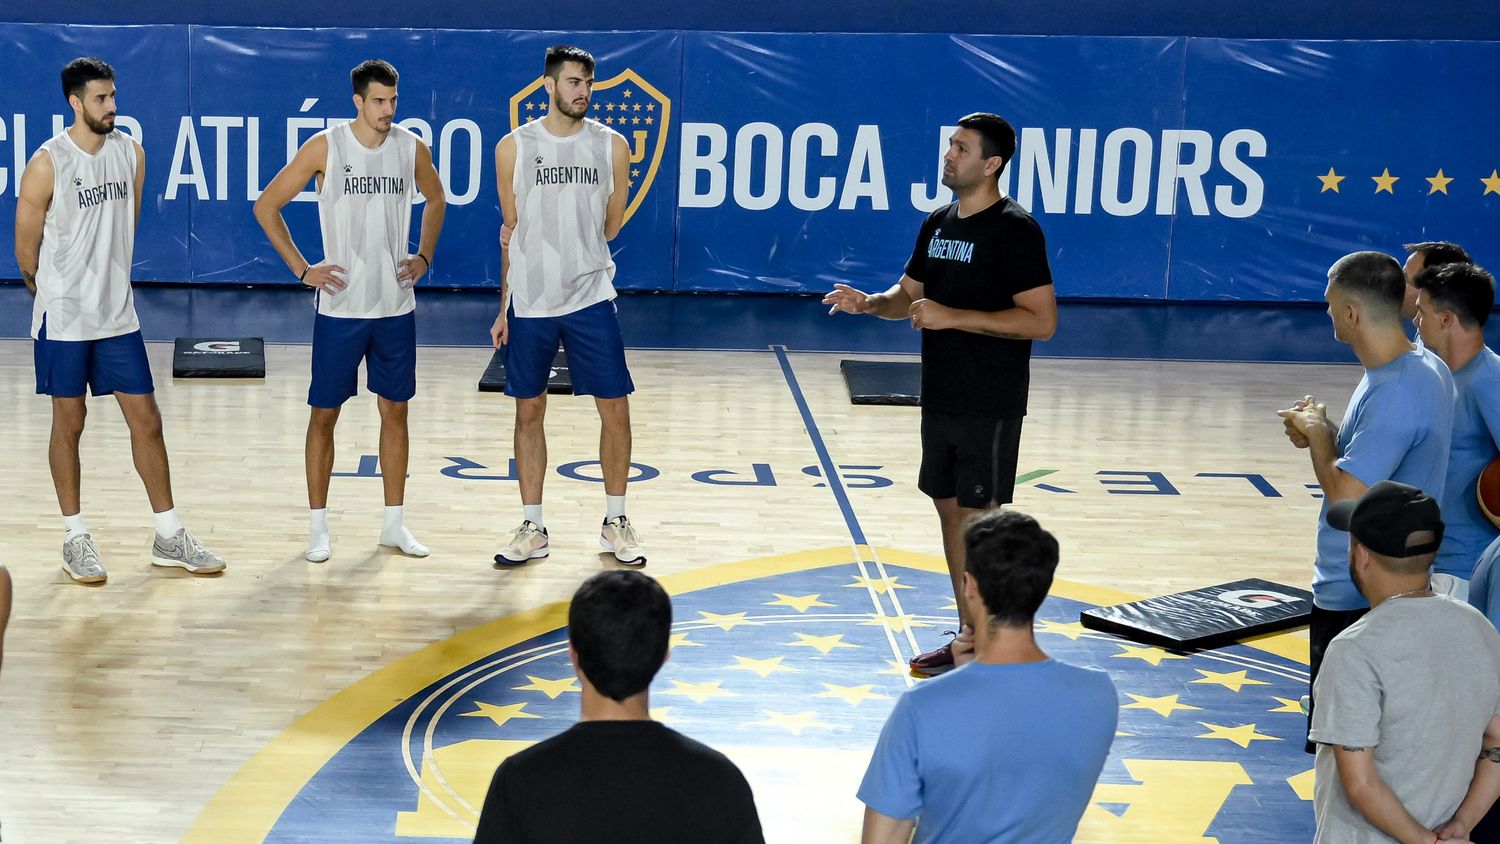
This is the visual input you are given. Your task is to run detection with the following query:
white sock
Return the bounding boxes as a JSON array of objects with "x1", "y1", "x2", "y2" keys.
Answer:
[
  {"x1": 605, "y1": 495, "x2": 626, "y2": 520},
  {"x1": 307, "y1": 508, "x2": 331, "y2": 563},
  {"x1": 154, "y1": 508, "x2": 184, "y2": 540},
  {"x1": 523, "y1": 504, "x2": 544, "y2": 530},
  {"x1": 63, "y1": 512, "x2": 89, "y2": 541},
  {"x1": 379, "y1": 506, "x2": 429, "y2": 557}
]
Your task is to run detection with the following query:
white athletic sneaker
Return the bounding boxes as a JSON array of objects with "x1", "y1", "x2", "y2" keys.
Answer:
[
  {"x1": 600, "y1": 515, "x2": 647, "y2": 567},
  {"x1": 62, "y1": 533, "x2": 107, "y2": 584},
  {"x1": 494, "y1": 521, "x2": 549, "y2": 566},
  {"x1": 151, "y1": 529, "x2": 227, "y2": 574}
]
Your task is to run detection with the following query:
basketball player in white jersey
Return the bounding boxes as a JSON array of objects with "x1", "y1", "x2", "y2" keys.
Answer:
[
  {"x1": 490, "y1": 45, "x2": 643, "y2": 567},
  {"x1": 14, "y1": 57, "x2": 227, "y2": 584},
  {"x1": 254, "y1": 59, "x2": 446, "y2": 563}
]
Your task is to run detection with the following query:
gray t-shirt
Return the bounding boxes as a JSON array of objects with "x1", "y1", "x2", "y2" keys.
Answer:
[{"x1": 1311, "y1": 595, "x2": 1500, "y2": 841}]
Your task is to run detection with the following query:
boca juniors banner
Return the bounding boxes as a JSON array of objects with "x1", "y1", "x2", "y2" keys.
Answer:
[{"x1": 0, "y1": 24, "x2": 1497, "y2": 301}]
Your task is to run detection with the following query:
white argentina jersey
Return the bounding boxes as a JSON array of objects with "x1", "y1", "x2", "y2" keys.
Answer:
[
  {"x1": 31, "y1": 129, "x2": 141, "y2": 341},
  {"x1": 316, "y1": 121, "x2": 418, "y2": 319},
  {"x1": 508, "y1": 118, "x2": 619, "y2": 318}
]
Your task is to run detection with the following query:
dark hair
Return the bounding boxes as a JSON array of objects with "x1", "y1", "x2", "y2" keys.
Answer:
[
  {"x1": 351, "y1": 59, "x2": 399, "y2": 97},
  {"x1": 962, "y1": 510, "x2": 1059, "y2": 627},
  {"x1": 545, "y1": 45, "x2": 596, "y2": 80},
  {"x1": 1403, "y1": 240, "x2": 1473, "y2": 270},
  {"x1": 61, "y1": 57, "x2": 114, "y2": 102},
  {"x1": 567, "y1": 570, "x2": 671, "y2": 702},
  {"x1": 956, "y1": 112, "x2": 1017, "y2": 173},
  {"x1": 1329, "y1": 251, "x2": 1406, "y2": 321},
  {"x1": 1413, "y1": 262, "x2": 1496, "y2": 329}
]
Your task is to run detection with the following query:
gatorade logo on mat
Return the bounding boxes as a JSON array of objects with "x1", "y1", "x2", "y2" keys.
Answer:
[
  {"x1": 193, "y1": 341, "x2": 242, "y2": 353},
  {"x1": 1218, "y1": 589, "x2": 1304, "y2": 609}
]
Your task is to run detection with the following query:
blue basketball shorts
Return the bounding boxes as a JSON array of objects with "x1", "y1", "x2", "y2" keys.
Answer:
[
  {"x1": 503, "y1": 299, "x2": 634, "y2": 399},
  {"x1": 309, "y1": 311, "x2": 417, "y2": 408},
  {"x1": 34, "y1": 317, "x2": 155, "y2": 398}
]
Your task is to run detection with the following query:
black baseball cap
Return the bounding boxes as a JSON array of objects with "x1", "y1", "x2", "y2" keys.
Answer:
[{"x1": 1326, "y1": 480, "x2": 1444, "y2": 558}]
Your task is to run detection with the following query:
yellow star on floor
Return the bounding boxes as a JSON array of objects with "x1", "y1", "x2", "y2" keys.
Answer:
[
  {"x1": 1427, "y1": 168, "x2": 1454, "y2": 194},
  {"x1": 459, "y1": 701, "x2": 543, "y2": 728},
  {"x1": 1036, "y1": 620, "x2": 1089, "y2": 640},
  {"x1": 669, "y1": 631, "x2": 704, "y2": 649},
  {"x1": 1191, "y1": 669, "x2": 1271, "y2": 692},
  {"x1": 815, "y1": 683, "x2": 889, "y2": 706},
  {"x1": 757, "y1": 710, "x2": 834, "y2": 736},
  {"x1": 1288, "y1": 768, "x2": 1315, "y2": 801},
  {"x1": 939, "y1": 598, "x2": 959, "y2": 611},
  {"x1": 1317, "y1": 167, "x2": 1345, "y2": 193},
  {"x1": 1269, "y1": 696, "x2": 1304, "y2": 714},
  {"x1": 1121, "y1": 693, "x2": 1203, "y2": 718},
  {"x1": 650, "y1": 706, "x2": 679, "y2": 725},
  {"x1": 1483, "y1": 169, "x2": 1500, "y2": 196},
  {"x1": 1111, "y1": 645, "x2": 1187, "y2": 666},
  {"x1": 876, "y1": 659, "x2": 910, "y2": 676},
  {"x1": 846, "y1": 575, "x2": 914, "y2": 594},
  {"x1": 512, "y1": 675, "x2": 579, "y2": 699},
  {"x1": 727, "y1": 655, "x2": 796, "y2": 678},
  {"x1": 662, "y1": 679, "x2": 735, "y2": 704},
  {"x1": 765, "y1": 593, "x2": 832, "y2": 613},
  {"x1": 1196, "y1": 722, "x2": 1281, "y2": 748},
  {"x1": 1372, "y1": 168, "x2": 1399, "y2": 194},
  {"x1": 859, "y1": 613, "x2": 930, "y2": 633},
  {"x1": 788, "y1": 632, "x2": 860, "y2": 654},
  {"x1": 697, "y1": 611, "x2": 753, "y2": 632}
]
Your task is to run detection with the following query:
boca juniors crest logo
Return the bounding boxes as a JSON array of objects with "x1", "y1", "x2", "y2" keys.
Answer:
[{"x1": 509, "y1": 68, "x2": 671, "y2": 227}]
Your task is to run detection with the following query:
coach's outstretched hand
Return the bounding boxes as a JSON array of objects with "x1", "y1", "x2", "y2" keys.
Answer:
[{"x1": 823, "y1": 283, "x2": 871, "y2": 315}]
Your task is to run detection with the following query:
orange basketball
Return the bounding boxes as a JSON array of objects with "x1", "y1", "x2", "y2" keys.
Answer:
[{"x1": 1480, "y1": 457, "x2": 1500, "y2": 528}]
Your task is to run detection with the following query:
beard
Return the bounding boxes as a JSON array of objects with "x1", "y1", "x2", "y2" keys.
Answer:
[
  {"x1": 554, "y1": 95, "x2": 589, "y2": 120},
  {"x1": 83, "y1": 112, "x2": 115, "y2": 135}
]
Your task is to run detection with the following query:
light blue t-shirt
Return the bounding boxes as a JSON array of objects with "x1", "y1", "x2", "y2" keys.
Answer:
[
  {"x1": 1468, "y1": 535, "x2": 1500, "y2": 628},
  {"x1": 1314, "y1": 347, "x2": 1455, "y2": 610},
  {"x1": 1436, "y1": 348, "x2": 1500, "y2": 579},
  {"x1": 857, "y1": 658, "x2": 1117, "y2": 844}
]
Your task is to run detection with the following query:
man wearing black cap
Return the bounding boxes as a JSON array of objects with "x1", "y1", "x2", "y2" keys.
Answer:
[{"x1": 1311, "y1": 481, "x2": 1500, "y2": 843}]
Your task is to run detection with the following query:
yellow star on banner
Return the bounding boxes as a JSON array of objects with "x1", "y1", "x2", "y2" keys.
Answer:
[
  {"x1": 1037, "y1": 620, "x2": 1090, "y2": 640},
  {"x1": 1111, "y1": 645, "x2": 1188, "y2": 666},
  {"x1": 605, "y1": 102, "x2": 616, "y2": 111},
  {"x1": 1121, "y1": 693, "x2": 1203, "y2": 718},
  {"x1": 877, "y1": 659, "x2": 910, "y2": 676},
  {"x1": 1483, "y1": 170, "x2": 1500, "y2": 196},
  {"x1": 662, "y1": 679, "x2": 734, "y2": 704},
  {"x1": 765, "y1": 593, "x2": 832, "y2": 613},
  {"x1": 727, "y1": 656, "x2": 796, "y2": 678},
  {"x1": 847, "y1": 575, "x2": 914, "y2": 594},
  {"x1": 1427, "y1": 169, "x2": 1454, "y2": 194},
  {"x1": 668, "y1": 631, "x2": 704, "y2": 650},
  {"x1": 1191, "y1": 669, "x2": 1271, "y2": 693},
  {"x1": 1196, "y1": 722, "x2": 1281, "y2": 748},
  {"x1": 1269, "y1": 696, "x2": 1305, "y2": 714},
  {"x1": 788, "y1": 632, "x2": 860, "y2": 654},
  {"x1": 1372, "y1": 168, "x2": 1399, "y2": 194},
  {"x1": 622, "y1": 89, "x2": 633, "y2": 98},
  {"x1": 758, "y1": 710, "x2": 833, "y2": 736},
  {"x1": 815, "y1": 683, "x2": 889, "y2": 706},
  {"x1": 459, "y1": 701, "x2": 542, "y2": 728},
  {"x1": 1288, "y1": 768, "x2": 1315, "y2": 801},
  {"x1": 512, "y1": 675, "x2": 579, "y2": 699},
  {"x1": 859, "y1": 613, "x2": 930, "y2": 633},
  {"x1": 1317, "y1": 167, "x2": 1345, "y2": 193},
  {"x1": 697, "y1": 611, "x2": 753, "y2": 632}
]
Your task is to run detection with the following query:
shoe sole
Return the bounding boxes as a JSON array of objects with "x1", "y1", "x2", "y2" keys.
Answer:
[
  {"x1": 909, "y1": 662, "x2": 956, "y2": 678},
  {"x1": 151, "y1": 555, "x2": 226, "y2": 574},
  {"x1": 599, "y1": 536, "x2": 646, "y2": 567},
  {"x1": 61, "y1": 563, "x2": 106, "y2": 584},
  {"x1": 494, "y1": 547, "x2": 549, "y2": 567}
]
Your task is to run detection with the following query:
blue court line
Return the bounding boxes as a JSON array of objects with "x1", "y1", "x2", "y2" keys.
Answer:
[{"x1": 772, "y1": 344, "x2": 868, "y2": 546}]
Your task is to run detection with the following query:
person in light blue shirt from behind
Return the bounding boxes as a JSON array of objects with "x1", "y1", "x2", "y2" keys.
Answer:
[
  {"x1": 857, "y1": 509, "x2": 1117, "y2": 844},
  {"x1": 1413, "y1": 260, "x2": 1500, "y2": 600},
  {"x1": 1279, "y1": 251, "x2": 1456, "y2": 752},
  {"x1": 1472, "y1": 537, "x2": 1500, "y2": 629}
]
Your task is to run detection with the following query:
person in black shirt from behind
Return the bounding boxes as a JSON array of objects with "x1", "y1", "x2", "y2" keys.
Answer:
[
  {"x1": 823, "y1": 113, "x2": 1058, "y2": 677},
  {"x1": 473, "y1": 570, "x2": 764, "y2": 843}
]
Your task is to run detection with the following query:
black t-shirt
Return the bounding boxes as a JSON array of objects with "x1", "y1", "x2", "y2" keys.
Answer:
[
  {"x1": 903, "y1": 197, "x2": 1053, "y2": 417},
  {"x1": 473, "y1": 720, "x2": 765, "y2": 844}
]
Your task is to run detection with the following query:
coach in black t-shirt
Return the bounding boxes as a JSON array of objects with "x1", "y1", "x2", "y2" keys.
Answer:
[
  {"x1": 823, "y1": 112, "x2": 1057, "y2": 677},
  {"x1": 473, "y1": 570, "x2": 764, "y2": 843}
]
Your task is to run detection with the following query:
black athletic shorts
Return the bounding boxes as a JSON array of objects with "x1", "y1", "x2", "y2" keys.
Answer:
[{"x1": 918, "y1": 410, "x2": 1024, "y2": 508}]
